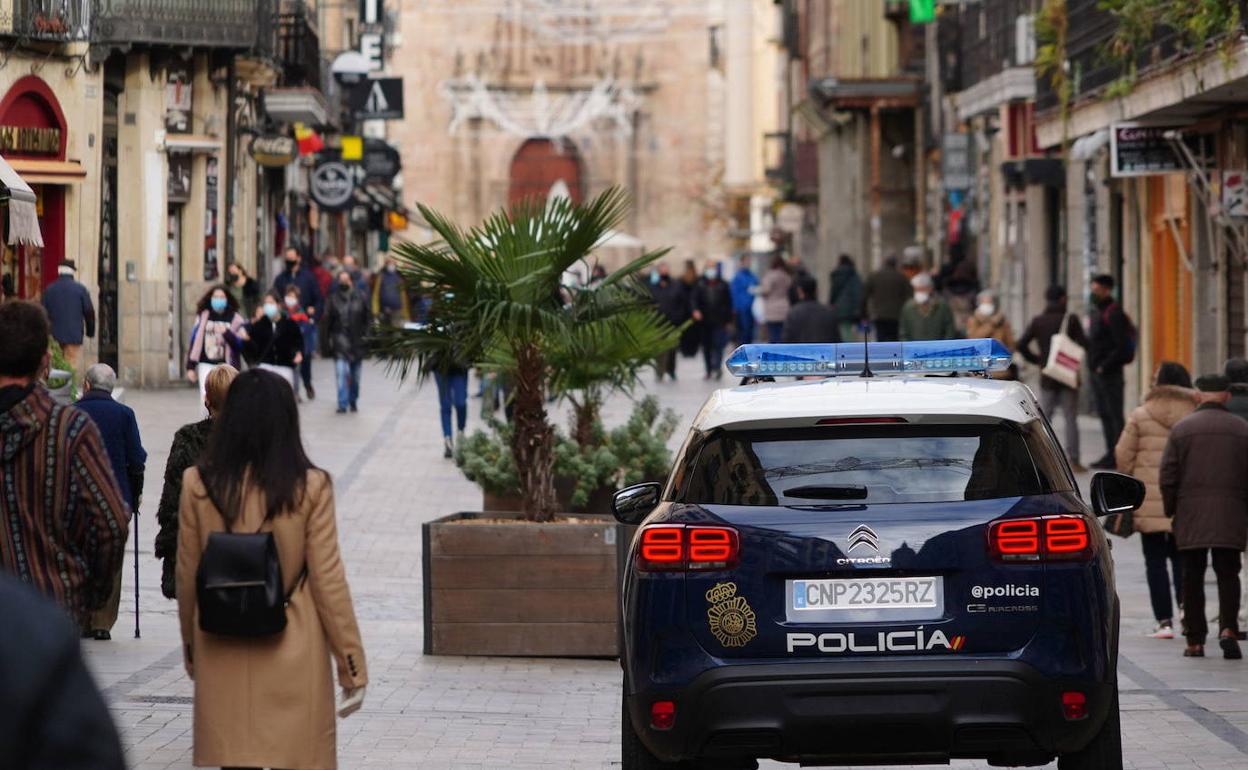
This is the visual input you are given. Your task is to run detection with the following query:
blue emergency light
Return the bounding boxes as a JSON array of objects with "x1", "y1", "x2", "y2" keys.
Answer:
[{"x1": 724, "y1": 339, "x2": 1013, "y2": 378}]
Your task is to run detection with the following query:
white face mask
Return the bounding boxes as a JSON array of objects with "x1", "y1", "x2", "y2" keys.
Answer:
[
  {"x1": 913, "y1": 292, "x2": 931, "y2": 305},
  {"x1": 284, "y1": 295, "x2": 299, "y2": 309},
  {"x1": 977, "y1": 302, "x2": 995, "y2": 317}
]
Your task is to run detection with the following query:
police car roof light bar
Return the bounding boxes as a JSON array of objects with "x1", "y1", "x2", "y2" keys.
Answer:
[{"x1": 725, "y1": 339, "x2": 1013, "y2": 378}]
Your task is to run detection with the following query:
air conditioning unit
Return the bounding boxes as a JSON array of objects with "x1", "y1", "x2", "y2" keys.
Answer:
[{"x1": 1015, "y1": 15, "x2": 1036, "y2": 66}]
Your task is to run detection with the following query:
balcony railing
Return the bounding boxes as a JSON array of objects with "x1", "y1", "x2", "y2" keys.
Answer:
[
  {"x1": 92, "y1": 0, "x2": 270, "y2": 49},
  {"x1": 276, "y1": 0, "x2": 321, "y2": 91},
  {"x1": 958, "y1": 0, "x2": 1033, "y2": 89},
  {"x1": 0, "y1": 0, "x2": 91, "y2": 41}
]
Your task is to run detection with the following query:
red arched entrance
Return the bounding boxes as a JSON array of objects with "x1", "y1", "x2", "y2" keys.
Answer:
[
  {"x1": 0, "y1": 76, "x2": 68, "y2": 298},
  {"x1": 507, "y1": 138, "x2": 583, "y2": 206}
]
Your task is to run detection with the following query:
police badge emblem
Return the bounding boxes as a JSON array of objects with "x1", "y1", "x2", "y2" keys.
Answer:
[{"x1": 706, "y1": 582, "x2": 757, "y2": 647}]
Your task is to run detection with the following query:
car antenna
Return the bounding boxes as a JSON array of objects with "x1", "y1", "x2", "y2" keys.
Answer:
[{"x1": 859, "y1": 326, "x2": 874, "y2": 378}]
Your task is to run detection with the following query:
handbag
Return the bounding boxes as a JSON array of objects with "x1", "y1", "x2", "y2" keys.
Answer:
[
  {"x1": 1042, "y1": 315, "x2": 1085, "y2": 390},
  {"x1": 196, "y1": 501, "x2": 306, "y2": 637},
  {"x1": 1102, "y1": 508, "x2": 1135, "y2": 539}
]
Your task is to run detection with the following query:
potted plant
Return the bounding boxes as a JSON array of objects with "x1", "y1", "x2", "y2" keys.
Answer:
[
  {"x1": 376, "y1": 189, "x2": 678, "y2": 656},
  {"x1": 46, "y1": 338, "x2": 77, "y2": 404}
]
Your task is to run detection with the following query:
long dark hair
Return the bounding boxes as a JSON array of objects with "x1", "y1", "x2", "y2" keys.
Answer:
[
  {"x1": 1154, "y1": 361, "x2": 1192, "y2": 389},
  {"x1": 197, "y1": 369, "x2": 320, "y2": 523},
  {"x1": 197, "y1": 284, "x2": 239, "y2": 315}
]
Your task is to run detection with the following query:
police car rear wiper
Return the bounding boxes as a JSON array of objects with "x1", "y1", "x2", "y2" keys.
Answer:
[{"x1": 783, "y1": 484, "x2": 868, "y2": 500}]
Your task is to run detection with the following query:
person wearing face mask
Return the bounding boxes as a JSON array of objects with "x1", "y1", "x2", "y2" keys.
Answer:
[
  {"x1": 691, "y1": 260, "x2": 733, "y2": 379},
  {"x1": 186, "y1": 286, "x2": 247, "y2": 417},
  {"x1": 324, "y1": 270, "x2": 372, "y2": 414},
  {"x1": 965, "y1": 289, "x2": 1017, "y2": 379},
  {"x1": 273, "y1": 248, "x2": 322, "y2": 398},
  {"x1": 371, "y1": 256, "x2": 410, "y2": 327},
  {"x1": 243, "y1": 290, "x2": 304, "y2": 391},
  {"x1": 284, "y1": 286, "x2": 317, "y2": 399},
  {"x1": 899, "y1": 272, "x2": 958, "y2": 342},
  {"x1": 730, "y1": 253, "x2": 759, "y2": 346},
  {"x1": 650, "y1": 263, "x2": 687, "y2": 382},
  {"x1": 224, "y1": 262, "x2": 260, "y2": 319}
]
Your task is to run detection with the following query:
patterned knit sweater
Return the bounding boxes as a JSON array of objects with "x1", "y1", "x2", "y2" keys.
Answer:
[{"x1": 0, "y1": 384, "x2": 130, "y2": 625}]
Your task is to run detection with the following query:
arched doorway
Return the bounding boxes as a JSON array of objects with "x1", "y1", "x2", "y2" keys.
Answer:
[{"x1": 507, "y1": 138, "x2": 583, "y2": 206}]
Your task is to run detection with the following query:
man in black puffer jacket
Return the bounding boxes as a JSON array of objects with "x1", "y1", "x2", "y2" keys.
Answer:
[
  {"x1": 324, "y1": 270, "x2": 372, "y2": 414},
  {"x1": 1088, "y1": 274, "x2": 1135, "y2": 469}
]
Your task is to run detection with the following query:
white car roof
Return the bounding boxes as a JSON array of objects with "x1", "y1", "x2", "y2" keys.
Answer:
[{"x1": 692, "y1": 376, "x2": 1042, "y2": 431}]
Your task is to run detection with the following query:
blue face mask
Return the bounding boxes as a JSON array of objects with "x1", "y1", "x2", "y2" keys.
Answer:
[
  {"x1": 649, "y1": 271, "x2": 661, "y2": 285},
  {"x1": 263, "y1": 302, "x2": 280, "y2": 319},
  {"x1": 210, "y1": 297, "x2": 227, "y2": 313}
]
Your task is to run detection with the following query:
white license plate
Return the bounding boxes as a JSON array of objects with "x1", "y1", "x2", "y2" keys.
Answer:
[{"x1": 791, "y1": 577, "x2": 940, "y2": 612}]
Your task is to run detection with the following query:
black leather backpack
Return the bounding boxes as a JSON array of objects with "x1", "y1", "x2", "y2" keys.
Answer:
[{"x1": 196, "y1": 512, "x2": 306, "y2": 637}]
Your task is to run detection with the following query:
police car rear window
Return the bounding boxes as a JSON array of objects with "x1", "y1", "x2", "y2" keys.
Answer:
[{"x1": 676, "y1": 423, "x2": 1072, "y2": 506}]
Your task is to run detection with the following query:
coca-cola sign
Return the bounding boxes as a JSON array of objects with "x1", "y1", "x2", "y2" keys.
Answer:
[
  {"x1": 248, "y1": 134, "x2": 297, "y2": 168},
  {"x1": 1110, "y1": 123, "x2": 1184, "y2": 177}
]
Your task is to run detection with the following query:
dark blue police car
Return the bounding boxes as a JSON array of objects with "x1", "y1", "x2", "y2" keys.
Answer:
[{"x1": 613, "y1": 341, "x2": 1145, "y2": 769}]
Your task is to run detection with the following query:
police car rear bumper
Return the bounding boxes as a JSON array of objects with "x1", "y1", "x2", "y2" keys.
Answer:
[{"x1": 627, "y1": 658, "x2": 1113, "y2": 764}]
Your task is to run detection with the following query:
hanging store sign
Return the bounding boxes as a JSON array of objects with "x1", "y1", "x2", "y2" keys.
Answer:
[
  {"x1": 348, "y1": 78, "x2": 404, "y2": 121},
  {"x1": 361, "y1": 140, "x2": 401, "y2": 181},
  {"x1": 248, "y1": 134, "x2": 298, "y2": 167},
  {"x1": 1224, "y1": 171, "x2": 1248, "y2": 218},
  {"x1": 941, "y1": 133, "x2": 972, "y2": 191},
  {"x1": 0, "y1": 125, "x2": 60, "y2": 155},
  {"x1": 310, "y1": 158, "x2": 355, "y2": 211},
  {"x1": 1109, "y1": 123, "x2": 1185, "y2": 177}
]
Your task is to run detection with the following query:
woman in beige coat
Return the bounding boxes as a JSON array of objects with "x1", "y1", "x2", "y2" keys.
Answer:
[
  {"x1": 177, "y1": 369, "x2": 367, "y2": 770},
  {"x1": 1115, "y1": 362, "x2": 1195, "y2": 639}
]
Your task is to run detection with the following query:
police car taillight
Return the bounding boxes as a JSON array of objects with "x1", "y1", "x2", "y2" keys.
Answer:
[
  {"x1": 989, "y1": 516, "x2": 1092, "y2": 561},
  {"x1": 638, "y1": 525, "x2": 740, "y2": 571}
]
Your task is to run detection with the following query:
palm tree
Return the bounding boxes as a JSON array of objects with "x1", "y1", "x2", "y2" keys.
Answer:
[{"x1": 374, "y1": 188, "x2": 672, "y2": 522}]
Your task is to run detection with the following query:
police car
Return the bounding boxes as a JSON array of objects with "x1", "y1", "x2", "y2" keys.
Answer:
[{"x1": 613, "y1": 339, "x2": 1145, "y2": 769}]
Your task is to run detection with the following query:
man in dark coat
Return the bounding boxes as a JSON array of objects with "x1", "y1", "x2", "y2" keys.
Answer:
[
  {"x1": 324, "y1": 270, "x2": 372, "y2": 413},
  {"x1": 828, "y1": 254, "x2": 863, "y2": 342},
  {"x1": 783, "y1": 274, "x2": 840, "y2": 344},
  {"x1": 860, "y1": 255, "x2": 911, "y2": 342},
  {"x1": 75, "y1": 363, "x2": 146, "y2": 640},
  {"x1": 1226, "y1": 358, "x2": 1248, "y2": 422},
  {"x1": 40, "y1": 260, "x2": 95, "y2": 370},
  {"x1": 1160, "y1": 374, "x2": 1248, "y2": 659},
  {"x1": 1017, "y1": 286, "x2": 1092, "y2": 470},
  {"x1": 692, "y1": 260, "x2": 733, "y2": 380},
  {"x1": 1088, "y1": 274, "x2": 1134, "y2": 469},
  {"x1": 0, "y1": 573, "x2": 125, "y2": 768},
  {"x1": 650, "y1": 263, "x2": 688, "y2": 381}
]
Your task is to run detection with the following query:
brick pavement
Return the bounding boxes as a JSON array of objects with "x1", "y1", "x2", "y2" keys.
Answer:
[{"x1": 87, "y1": 356, "x2": 1248, "y2": 769}]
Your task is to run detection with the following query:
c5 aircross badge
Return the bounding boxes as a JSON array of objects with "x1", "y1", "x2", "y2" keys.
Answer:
[{"x1": 706, "y1": 582, "x2": 757, "y2": 648}]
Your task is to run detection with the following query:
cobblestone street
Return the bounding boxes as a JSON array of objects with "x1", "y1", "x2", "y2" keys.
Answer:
[{"x1": 89, "y1": 358, "x2": 1248, "y2": 770}]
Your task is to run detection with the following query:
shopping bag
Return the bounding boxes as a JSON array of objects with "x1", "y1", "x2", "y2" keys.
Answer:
[{"x1": 1042, "y1": 331, "x2": 1084, "y2": 389}]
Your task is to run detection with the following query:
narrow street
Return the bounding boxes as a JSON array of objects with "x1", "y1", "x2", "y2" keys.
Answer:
[{"x1": 89, "y1": 357, "x2": 1248, "y2": 770}]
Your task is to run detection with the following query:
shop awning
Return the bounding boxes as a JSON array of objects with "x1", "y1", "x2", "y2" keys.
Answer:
[
  {"x1": 6, "y1": 158, "x2": 88, "y2": 185},
  {"x1": 0, "y1": 155, "x2": 44, "y2": 247}
]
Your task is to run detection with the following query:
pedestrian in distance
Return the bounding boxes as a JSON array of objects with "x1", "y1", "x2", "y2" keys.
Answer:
[
  {"x1": 224, "y1": 262, "x2": 261, "y2": 320},
  {"x1": 677, "y1": 260, "x2": 702, "y2": 358},
  {"x1": 273, "y1": 247, "x2": 322, "y2": 399},
  {"x1": 1017, "y1": 286, "x2": 1090, "y2": 470},
  {"x1": 783, "y1": 273, "x2": 840, "y2": 344},
  {"x1": 650, "y1": 263, "x2": 688, "y2": 382},
  {"x1": 244, "y1": 290, "x2": 304, "y2": 391},
  {"x1": 692, "y1": 260, "x2": 733, "y2": 380},
  {"x1": 0, "y1": 573, "x2": 125, "y2": 769},
  {"x1": 1088, "y1": 274, "x2": 1136, "y2": 469},
  {"x1": 1115, "y1": 361, "x2": 1195, "y2": 640},
  {"x1": 40, "y1": 259, "x2": 96, "y2": 371},
  {"x1": 154, "y1": 364, "x2": 238, "y2": 601},
  {"x1": 75, "y1": 363, "x2": 147, "y2": 641},
  {"x1": 785, "y1": 254, "x2": 813, "y2": 306},
  {"x1": 177, "y1": 369, "x2": 367, "y2": 769},
  {"x1": 828, "y1": 254, "x2": 864, "y2": 343},
  {"x1": 759, "y1": 253, "x2": 792, "y2": 343},
  {"x1": 965, "y1": 289, "x2": 1017, "y2": 379},
  {"x1": 0, "y1": 301, "x2": 130, "y2": 628},
  {"x1": 186, "y1": 285, "x2": 246, "y2": 417},
  {"x1": 860, "y1": 254, "x2": 911, "y2": 342},
  {"x1": 729, "y1": 253, "x2": 759, "y2": 346},
  {"x1": 900, "y1": 273, "x2": 958, "y2": 342},
  {"x1": 284, "y1": 285, "x2": 317, "y2": 398},
  {"x1": 936, "y1": 251, "x2": 980, "y2": 330},
  {"x1": 1160, "y1": 374, "x2": 1248, "y2": 660},
  {"x1": 342, "y1": 254, "x2": 369, "y2": 294},
  {"x1": 372, "y1": 256, "x2": 411, "y2": 326},
  {"x1": 324, "y1": 269, "x2": 372, "y2": 413},
  {"x1": 433, "y1": 355, "x2": 470, "y2": 459},
  {"x1": 1225, "y1": 357, "x2": 1248, "y2": 635},
  {"x1": 0, "y1": 272, "x2": 13, "y2": 303}
]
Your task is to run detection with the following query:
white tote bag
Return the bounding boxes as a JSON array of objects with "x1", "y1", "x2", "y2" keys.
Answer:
[{"x1": 1042, "y1": 321, "x2": 1085, "y2": 390}]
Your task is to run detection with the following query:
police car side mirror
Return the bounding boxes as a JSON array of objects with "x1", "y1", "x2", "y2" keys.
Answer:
[
  {"x1": 613, "y1": 483, "x2": 662, "y2": 525},
  {"x1": 1090, "y1": 472, "x2": 1145, "y2": 517}
]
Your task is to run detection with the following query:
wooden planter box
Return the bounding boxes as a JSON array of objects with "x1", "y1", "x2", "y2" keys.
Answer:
[{"x1": 423, "y1": 511, "x2": 625, "y2": 657}]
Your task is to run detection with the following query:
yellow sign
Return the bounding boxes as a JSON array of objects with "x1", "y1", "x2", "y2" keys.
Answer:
[
  {"x1": 0, "y1": 125, "x2": 60, "y2": 155},
  {"x1": 706, "y1": 582, "x2": 757, "y2": 648},
  {"x1": 341, "y1": 135, "x2": 363, "y2": 161}
]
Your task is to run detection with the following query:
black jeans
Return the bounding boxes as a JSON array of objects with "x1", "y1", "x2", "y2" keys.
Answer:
[
  {"x1": 1140, "y1": 532, "x2": 1182, "y2": 622},
  {"x1": 1181, "y1": 548, "x2": 1242, "y2": 644},
  {"x1": 703, "y1": 325, "x2": 728, "y2": 376},
  {"x1": 873, "y1": 318, "x2": 900, "y2": 342},
  {"x1": 1089, "y1": 369, "x2": 1125, "y2": 462}
]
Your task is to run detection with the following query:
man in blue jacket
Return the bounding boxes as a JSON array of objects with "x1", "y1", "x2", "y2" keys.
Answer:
[
  {"x1": 729, "y1": 253, "x2": 758, "y2": 346},
  {"x1": 75, "y1": 363, "x2": 145, "y2": 641},
  {"x1": 40, "y1": 260, "x2": 95, "y2": 370}
]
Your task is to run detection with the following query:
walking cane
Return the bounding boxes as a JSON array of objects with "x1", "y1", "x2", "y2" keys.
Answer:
[{"x1": 133, "y1": 508, "x2": 141, "y2": 639}]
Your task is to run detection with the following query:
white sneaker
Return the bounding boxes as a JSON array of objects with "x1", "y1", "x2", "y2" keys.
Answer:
[{"x1": 1148, "y1": 622, "x2": 1175, "y2": 639}]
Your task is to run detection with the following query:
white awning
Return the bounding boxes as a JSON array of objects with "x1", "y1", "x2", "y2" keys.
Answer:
[{"x1": 0, "y1": 154, "x2": 43, "y2": 247}]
